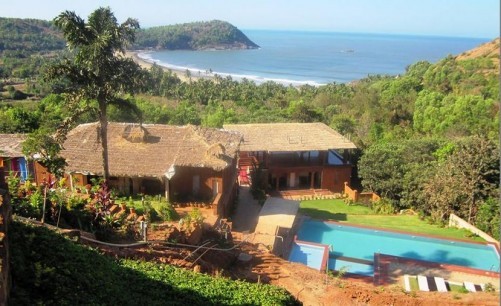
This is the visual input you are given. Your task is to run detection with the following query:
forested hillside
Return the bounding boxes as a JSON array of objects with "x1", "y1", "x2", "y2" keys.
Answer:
[
  {"x1": 0, "y1": 17, "x2": 65, "y2": 79},
  {"x1": 0, "y1": 17, "x2": 64, "y2": 52},
  {"x1": 133, "y1": 20, "x2": 259, "y2": 50}
]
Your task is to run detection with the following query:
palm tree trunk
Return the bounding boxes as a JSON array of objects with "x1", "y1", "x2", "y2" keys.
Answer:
[{"x1": 99, "y1": 101, "x2": 110, "y2": 182}]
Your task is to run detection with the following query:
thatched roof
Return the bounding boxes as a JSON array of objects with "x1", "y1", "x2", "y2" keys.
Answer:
[
  {"x1": 223, "y1": 123, "x2": 356, "y2": 152},
  {"x1": 0, "y1": 134, "x2": 27, "y2": 157},
  {"x1": 61, "y1": 123, "x2": 242, "y2": 178}
]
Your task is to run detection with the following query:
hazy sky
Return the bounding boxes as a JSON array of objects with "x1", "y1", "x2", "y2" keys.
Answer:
[{"x1": 1, "y1": 0, "x2": 499, "y2": 38}]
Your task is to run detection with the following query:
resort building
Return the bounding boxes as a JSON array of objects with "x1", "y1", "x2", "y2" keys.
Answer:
[
  {"x1": 0, "y1": 134, "x2": 46, "y2": 182},
  {"x1": 223, "y1": 123, "x2": 356, "y2": 193},
  {"x1": 61, "y1": 122, "x2": 242, "y2": 217}
]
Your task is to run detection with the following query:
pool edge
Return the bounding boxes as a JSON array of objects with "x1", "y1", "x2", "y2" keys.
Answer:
[{"x1": 292, "y1": 237, "x2": 330, "y2": 272}]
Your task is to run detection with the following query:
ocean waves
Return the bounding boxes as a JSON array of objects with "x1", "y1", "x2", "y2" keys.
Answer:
[{"x1": 137, "y1": 51, "x2": 326, "y2": 86}]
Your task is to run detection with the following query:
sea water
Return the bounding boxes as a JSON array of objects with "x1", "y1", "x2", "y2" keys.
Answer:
[{"x1": 140, "y1": 30, "x2": 490, "y2": 86}]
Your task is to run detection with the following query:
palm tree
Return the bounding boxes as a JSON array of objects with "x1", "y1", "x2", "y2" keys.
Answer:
[{"x1": 45, "y1": 7, "x2": 146, "y2": 181}]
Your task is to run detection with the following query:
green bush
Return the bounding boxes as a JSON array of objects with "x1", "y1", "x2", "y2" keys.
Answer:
[
  {"x1": 158, "y1": 202, "x2": 179, "y2": 221},
  {"x1": 142, "y1": 195, "x2": 161, "y2": 222},
  {"x1": 371, "y1": 198, "x2": 396, "y2": 215}
]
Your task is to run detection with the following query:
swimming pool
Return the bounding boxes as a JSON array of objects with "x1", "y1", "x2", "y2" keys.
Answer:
[
  {"x1": 288, "y1": 242, "x2": 328, "y2": 271},
  {"x1": 295, "y1": 220, "x2": 500, "y2": 273}
]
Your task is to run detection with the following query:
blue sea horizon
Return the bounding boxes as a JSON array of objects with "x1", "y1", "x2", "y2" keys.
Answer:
[{"x1": 139, "y1": 30, "x2": 490, "y2": 86}]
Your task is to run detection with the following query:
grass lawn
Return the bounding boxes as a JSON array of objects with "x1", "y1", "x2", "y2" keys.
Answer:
[
  {"x1": 299, "y1": 199, "x2": 484, "y2": 242},
  {"x1": 408, "y1": 277, "x2": 419, "y2": 291}
]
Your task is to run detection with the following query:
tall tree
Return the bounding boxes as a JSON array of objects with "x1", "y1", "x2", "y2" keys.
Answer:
[
  {"x1": 422, "y1": 136, "x2": 499, "y2": 223},
  {"x1": 45, "y1": 7, "x2": 146, "y2": 180}
]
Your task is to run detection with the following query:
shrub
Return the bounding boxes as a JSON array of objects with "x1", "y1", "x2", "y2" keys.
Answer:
[
  {"x1": 158, "y1": 202, "x2": 179, "y2": 221},
  {"x1": 371, "y1": 198, "x2": 396, "y2": 215},
  {"x1": 142, "y1": 195, "x2": 160, "y2": 222}
]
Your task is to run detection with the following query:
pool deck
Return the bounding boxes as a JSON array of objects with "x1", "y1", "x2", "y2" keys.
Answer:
[{"x1": 254, "y1": 197, "x2": 300, "y2": 248}]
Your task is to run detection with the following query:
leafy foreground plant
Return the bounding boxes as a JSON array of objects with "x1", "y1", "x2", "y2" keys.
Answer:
[{"x1": 10, "y1": 221, "x2": 300, "y2": 305}]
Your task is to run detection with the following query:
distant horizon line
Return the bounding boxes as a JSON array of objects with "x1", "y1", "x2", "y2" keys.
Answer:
[
  {"x1": 238, "y1": 28, "x2": 496, "y2": 41},
  {"x1": 0, "y1": 14, "x2": 494, "y2": 40}
]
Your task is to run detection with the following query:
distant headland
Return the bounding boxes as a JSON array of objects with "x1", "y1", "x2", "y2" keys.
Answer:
[{"x1": 132, "y1": 20, "x2": 260, "y2": 51}]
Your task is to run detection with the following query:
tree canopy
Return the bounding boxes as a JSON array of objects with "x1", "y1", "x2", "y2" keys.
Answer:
[
  {"x1": 43, "y1": 7, "x2": 147, "y2": 180},
  {"x1": 133, "y1": 20, "x2": 259, "y2": 50}
]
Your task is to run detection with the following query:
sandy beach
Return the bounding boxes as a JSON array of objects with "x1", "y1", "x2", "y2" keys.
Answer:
[{"x1": 125, "y1": 50, "x2": 206, "y2": 83}]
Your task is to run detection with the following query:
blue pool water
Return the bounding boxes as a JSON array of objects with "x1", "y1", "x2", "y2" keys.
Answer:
[
  {"x1": 329, "y1": 258, "x2": 374, "y2": 276},
  {"x1": 296, "y1": 220, "x2": 500, "y2": 273},
  {"x1": 288, "y1": 243, "x2": 327, "y2": 271}
]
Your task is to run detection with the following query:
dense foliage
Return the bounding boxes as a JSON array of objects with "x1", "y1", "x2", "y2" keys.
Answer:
[
  {"x1": 0, "y1": 17, "x2": 64, "y2": 80},
  {"x1": 133, "y1": 20, "x2": 259, "y2": 50},
  {"x1": 10, "y1": 221, "x2": 299, "y2": 305},
  {"x1": 0, "y1": 17, "x2": 64, "y2": 52}
]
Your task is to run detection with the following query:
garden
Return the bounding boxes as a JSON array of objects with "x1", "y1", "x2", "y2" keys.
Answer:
[{"x1": 5, "y1": 173, "x2": 211, "y2": 244}]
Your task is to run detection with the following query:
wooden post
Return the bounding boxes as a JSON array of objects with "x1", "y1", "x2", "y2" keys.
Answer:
[{"x1": 164, "y1": 178, "x2": 170, "y2": 202}]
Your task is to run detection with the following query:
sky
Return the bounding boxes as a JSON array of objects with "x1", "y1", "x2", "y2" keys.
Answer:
[{"x1": 0, "y1": 0, "x2": 499, "y2": 38}]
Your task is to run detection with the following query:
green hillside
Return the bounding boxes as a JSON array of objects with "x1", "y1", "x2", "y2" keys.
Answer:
[
  {"x1": 0, "y1": 17, "x2": 65, "y2": 53},
  {"x1": 133, "y1": 20, "x2": 259, "y2": 50}
]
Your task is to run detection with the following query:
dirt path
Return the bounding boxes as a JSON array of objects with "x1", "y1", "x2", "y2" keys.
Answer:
[{"x1": 232, "y1": 186, "x2": 262, "y2": 232}]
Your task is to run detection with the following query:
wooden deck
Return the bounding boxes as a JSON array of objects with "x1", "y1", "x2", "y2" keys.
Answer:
[{"x1": 271, "y1": 189, "x2": 341, "y2": 201}]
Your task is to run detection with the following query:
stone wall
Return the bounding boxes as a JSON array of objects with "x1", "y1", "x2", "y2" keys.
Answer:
[
  {"x1": 0, "y1": 167, "x2": 11, "y2": 305},
  {"x1": 449, "y1": 213, "x2": 499, "y2": 246}
]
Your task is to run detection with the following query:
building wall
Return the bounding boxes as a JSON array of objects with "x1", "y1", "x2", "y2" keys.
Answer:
[
  {"x1": 240, "y1": 149, "x2": 354, "y2": 193},
  {"x1": 321, "y1": 165, "x2": 352, "y2": 192},
  {"x1": 218, "y1": 159, "x2": 238, "y2": 217},
  {"x1": 33, "y1": 162, "x2": 53, "y2": 186},
  {"x1": 169, "y1": 167, "x2": 224, "y2": 202}
]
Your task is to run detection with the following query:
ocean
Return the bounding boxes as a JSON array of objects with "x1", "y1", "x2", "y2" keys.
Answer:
[{"x1": 138, "y1": 30, "x2": 490, "y2": 86}]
